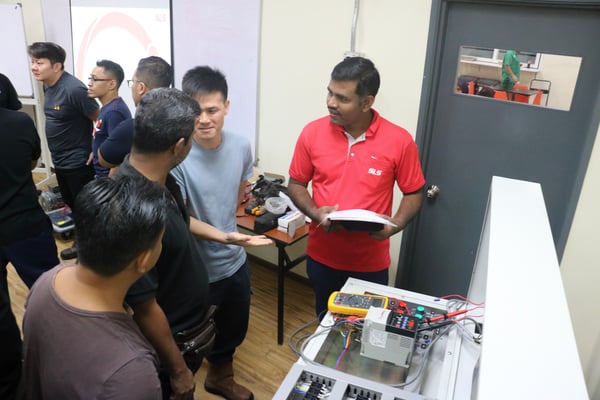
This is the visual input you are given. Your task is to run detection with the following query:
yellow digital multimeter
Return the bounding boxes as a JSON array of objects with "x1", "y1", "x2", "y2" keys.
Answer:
[{"x1": 327, "y1": 291, "x2": 389, "y2": 316}]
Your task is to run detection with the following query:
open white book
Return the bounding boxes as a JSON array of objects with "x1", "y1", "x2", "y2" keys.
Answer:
[{"x1": 326, "y1": 209, "x2": 397, "y2": 232}]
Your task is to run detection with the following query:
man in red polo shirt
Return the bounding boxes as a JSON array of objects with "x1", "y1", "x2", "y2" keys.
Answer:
[{"x1": 288, "y1": 56, "x2": 425, "y2": 317}]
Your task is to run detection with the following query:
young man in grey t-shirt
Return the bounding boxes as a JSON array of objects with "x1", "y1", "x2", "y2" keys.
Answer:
[{"x1": 173, "y1": 66, "x2": 271, "y2": 400}]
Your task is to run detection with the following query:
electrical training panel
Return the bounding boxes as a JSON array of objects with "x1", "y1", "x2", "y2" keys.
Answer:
[{"x1": 275, "y1": 284, "x2": 468, "y2": 400}]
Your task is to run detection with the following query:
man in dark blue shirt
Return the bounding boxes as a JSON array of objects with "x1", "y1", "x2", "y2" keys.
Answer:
[{"x1": 86, "y1": 59, "x2": 131, "y2": 177}]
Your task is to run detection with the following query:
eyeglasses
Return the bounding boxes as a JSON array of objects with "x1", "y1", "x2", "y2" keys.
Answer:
[
  {"x1": 127, "y1": 79, "x2": 144, "y2": 88},
  {"x1": 88, "y1": 76, "x2": 113, "y2": 82}
]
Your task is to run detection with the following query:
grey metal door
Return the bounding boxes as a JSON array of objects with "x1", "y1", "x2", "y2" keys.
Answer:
[{"x1": 396, "y1": 1, "x2": 600, "y2": 296}]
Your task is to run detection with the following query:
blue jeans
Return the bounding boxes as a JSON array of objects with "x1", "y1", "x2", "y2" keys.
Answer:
[
  {"x1": 306, "y1": 256, "x2": 389, "y2": 318},
  {"x1": 0, "y1": 225, "x2": 59, "y2": 400},
  {"x1": 0, "y1": 225, "x2": 59, "y2": 288}
]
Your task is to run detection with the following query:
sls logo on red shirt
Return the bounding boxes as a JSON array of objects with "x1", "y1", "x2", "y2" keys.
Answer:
[{"x1": 368, "y1": 168, "x2": 382, "y2": 176}]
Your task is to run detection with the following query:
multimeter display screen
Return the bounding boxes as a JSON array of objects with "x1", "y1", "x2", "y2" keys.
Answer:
[{"x1": 371, "y1": 298, "x2": 385, "y2": 307}]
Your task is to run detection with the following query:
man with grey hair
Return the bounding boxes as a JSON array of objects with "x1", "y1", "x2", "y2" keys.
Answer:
[
  {"x1": 98, "y1": 56, "x2": 172, "y2": 174},
  {"x1": 118, "y1": 88, "x2": 211, "y2": 400}
]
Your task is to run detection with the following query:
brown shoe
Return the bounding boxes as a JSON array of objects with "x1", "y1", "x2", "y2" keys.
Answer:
[{"x1": 204, "y1": 361, "x2": 253, "y2": 400}]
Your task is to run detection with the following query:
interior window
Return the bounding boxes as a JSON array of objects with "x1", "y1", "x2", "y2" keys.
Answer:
[{"x1": 455, "y1": 46, "x2": 581, "y2": 111}]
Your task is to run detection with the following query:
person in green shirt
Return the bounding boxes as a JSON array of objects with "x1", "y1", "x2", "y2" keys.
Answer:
[{"x1": 501, "y1": 50, "x2": 521, "y2": 100}]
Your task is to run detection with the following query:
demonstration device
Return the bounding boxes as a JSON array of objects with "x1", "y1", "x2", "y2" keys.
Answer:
[{"x1": 360, "y1": 307, "x2": 419, "y2": 368}]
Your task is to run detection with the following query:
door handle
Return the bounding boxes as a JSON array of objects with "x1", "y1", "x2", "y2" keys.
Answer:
[{"x1": 426, "y1": 185, "x2": 440, "y2": 199}]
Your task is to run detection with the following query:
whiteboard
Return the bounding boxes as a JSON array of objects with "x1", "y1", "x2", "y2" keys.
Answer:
[
  {"x1": 0, "y1": 3, "x2": 33, "y2": 97},
  {"x1": 172, "y1": 0, "x2": 260, "y2": 161}
]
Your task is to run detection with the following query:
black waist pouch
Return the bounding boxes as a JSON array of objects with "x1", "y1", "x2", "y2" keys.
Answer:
[{"x1": 174, "y1": 305, "x2": 218, "y2": 362}]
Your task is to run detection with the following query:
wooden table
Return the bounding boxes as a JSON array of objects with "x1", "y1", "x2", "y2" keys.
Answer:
[{"x1": 236, "y1": 204, "x2": 309, "y2": 344}]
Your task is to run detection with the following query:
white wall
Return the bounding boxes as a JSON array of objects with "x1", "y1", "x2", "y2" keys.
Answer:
[
  {"x1": 535, "y1": 53, "x2": 581, "y2": 111},
  {"x1": 561, "y1": 124, "x2": 600, "y2": 399},
  {"x1": 8, "y1": 0, "x2": 600, "y2": 395}
]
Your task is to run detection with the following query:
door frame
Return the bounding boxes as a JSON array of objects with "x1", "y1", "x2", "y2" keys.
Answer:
[{"x1": 396, "y1": 0, "x2": 600, "y2": 288}]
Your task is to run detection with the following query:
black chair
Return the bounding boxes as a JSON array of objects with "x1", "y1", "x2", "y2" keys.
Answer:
[{"x1": 529, "y1": 79, "x2": 551, "y2": 106}]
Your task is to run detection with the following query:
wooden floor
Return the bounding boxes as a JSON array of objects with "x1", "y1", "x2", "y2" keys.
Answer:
[{"x1": 7, "y1": 235, "x2": 317, "y2": 399}]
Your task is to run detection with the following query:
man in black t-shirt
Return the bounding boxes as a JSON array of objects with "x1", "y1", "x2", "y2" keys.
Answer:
[
  {"x1": 28, "y1": 42, "x2": 100, "y2": 260},
  {"x1": 118, "y1": 88, "x2": 210, "y2": 400}
]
